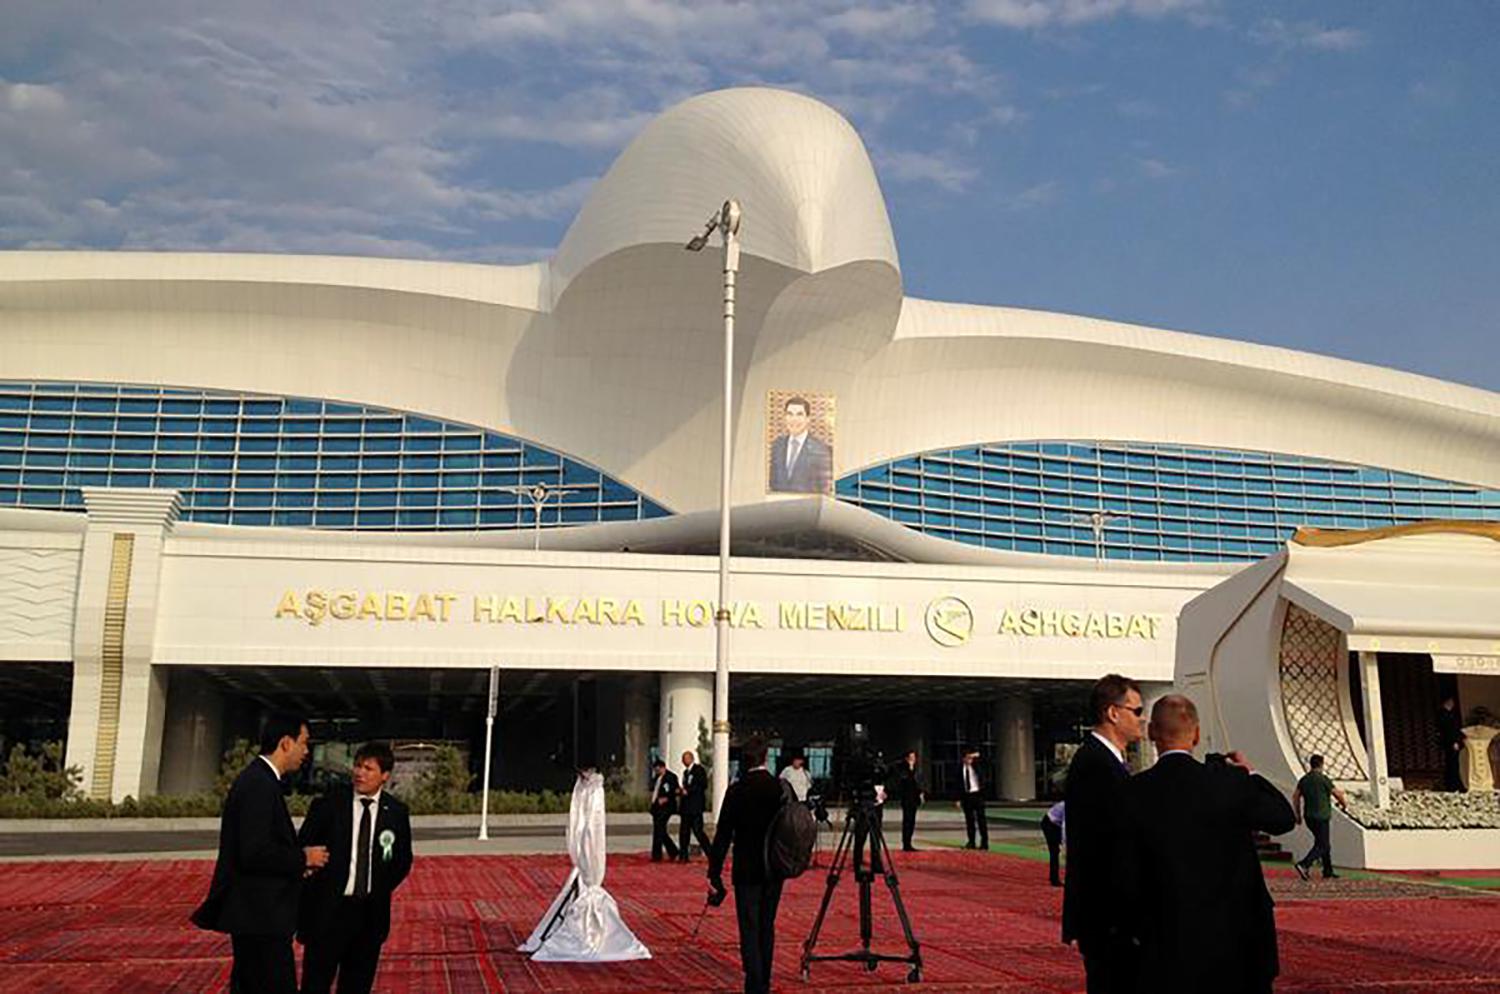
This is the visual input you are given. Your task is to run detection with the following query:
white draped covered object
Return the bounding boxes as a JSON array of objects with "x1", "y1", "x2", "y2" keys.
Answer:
[{"x1": 518, "y1": 771, "x2": 651, "y2": 962}]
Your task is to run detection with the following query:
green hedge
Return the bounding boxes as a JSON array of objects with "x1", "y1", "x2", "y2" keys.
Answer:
[{"x1": 0, "y1": 788, "x2": 649, "y2": 819}]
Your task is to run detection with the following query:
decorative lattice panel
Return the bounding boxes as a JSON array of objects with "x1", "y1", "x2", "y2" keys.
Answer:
[{"x1": 1279, "y1": 602, "x2": 1366, "y2": 779}]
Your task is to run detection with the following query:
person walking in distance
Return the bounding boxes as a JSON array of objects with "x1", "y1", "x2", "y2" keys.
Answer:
[
  {"x1": 192, "y1": 713, "x2": 328, "y2": 994},
  {"x1": 649, "y1": 758, "x2": 680, "y2": 862},
  {"x1": 296, "y1": 741, "x2": 414, "y2": 994},
  {"x1": 891, "y1": 750, "x2": 924, "y2": 852},
  {"x1": 1126, "y1": 696, "x2": 1295, "y2": 994},
  {"x1": 1292, "y1": 755, "x2": 1347, "y2": 881},
  {"x1": 1062, "y1": 674, "x2": 1144, "y2": 994},
  {"x1": 1040, "y1": 801, "x2": 1065, "y2": 887},
  {"x1": 677, "y1": 750, "x2": 712, "y2": 862},
  {"x1": 957, "y1": 749, "x2": 988, "y2": 850},
  {"x1": 708, "y1": 737, "x2": 786, "y2": 994}
]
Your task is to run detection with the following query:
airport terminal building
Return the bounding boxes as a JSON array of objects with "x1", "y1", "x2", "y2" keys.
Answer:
[{"x1": 3, "y1": 88, "x2": 1500, "y2": 809}]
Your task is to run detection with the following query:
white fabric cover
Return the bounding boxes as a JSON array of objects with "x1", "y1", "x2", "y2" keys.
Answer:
[{"x1": 518, "y1": 771, "x2": 651, "y2": 962}]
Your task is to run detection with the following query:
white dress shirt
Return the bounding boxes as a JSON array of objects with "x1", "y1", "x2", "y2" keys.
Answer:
[
  {"x1": 779, "y1": 765, "x2": 811, "y2": 801},
  {"x1": 344, "y1": 789, "x2": 381, "y2": 897},
  {"x1": 1090, "y1": 731, "x2": 1126, "y2": 766},
  {"x1": 259, "y1": 755, "x2": 281, "y2": 779},
  {"x1": 785, "y1": 431, "x2": 809, "y2": 472},
  {"x1": 962, "y1": 761, "x2": 981, "y2": 794}
]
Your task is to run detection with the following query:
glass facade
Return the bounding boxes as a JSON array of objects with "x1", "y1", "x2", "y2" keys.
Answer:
[
  {"x1": 837, "y1": 441, "x2": 1500, "y2": 563},
  {"x1": 0, "y1": 382, "x2": 671, "y2": 531}
]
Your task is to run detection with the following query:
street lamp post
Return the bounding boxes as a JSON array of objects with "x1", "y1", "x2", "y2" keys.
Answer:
[
  {"x1": 685, "y1": 199, "x2": 742, "y2": 817},
  {"x1": 501, "y1": 483, "x2": 581, "y2": 551},
  {"x1": 1071, "y1": 510, "x2": 1125, "y2": 565}
]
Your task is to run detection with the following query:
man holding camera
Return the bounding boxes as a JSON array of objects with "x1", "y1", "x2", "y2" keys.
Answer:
[
  {"x1": 708, "y1": 737, "x2": 785, "y2": 994},
  {"x1": 1127, "y1": 695, "x2": 1294, "y2": 994}
]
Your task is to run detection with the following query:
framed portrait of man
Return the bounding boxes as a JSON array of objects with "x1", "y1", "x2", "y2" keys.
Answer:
[{"x1": 766, "y1": 390, "x2": 834, "y2": 494}]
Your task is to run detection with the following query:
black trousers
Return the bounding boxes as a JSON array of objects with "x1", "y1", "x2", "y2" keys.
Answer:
[
  {"x1": 733, "y1": 879, "x2": 785, "y2": 994},
  {"x1": 960, "y1": 793, "x2": 988, "y2": 849},
  {"x1": 1443, "y1": 745, "x2": 1463, "y2": 791},
  {"x1": 678, "y1": 806, "x2": 711, "y2": 859},
  {"x1": 1298, "y1": 816, "x2": 1334, "y2": 876},
  {"x1": 1040, "y1": 815, "x2": 1063, "y2": 884},
  {"x1": 651, "y1": 809, "x2": 679, "y2": 860},
  {"x1": 900, "y1": 802, "x2": 919, "y2": 850},
  {"x1": 229, "y1": 932, "x2": 296, "y2": 994},
  {"x1": 1078, "y1": 932, "x2": 1139, "y2": 994},
  {"x1": 851, "y1": 807, "x2": 885, "y2": 875},
  {"x1": 300, "y1": 897, "x2": 386, "y2": 994}
]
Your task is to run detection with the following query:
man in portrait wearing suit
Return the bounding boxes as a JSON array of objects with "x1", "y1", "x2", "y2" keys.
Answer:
[
  {"x1": 891, "y1": 750, "x2": 924, "y2": 852},
  {"x1": 768, "y1": 395, "x2": 832, "y2": 493},
  {"x1": 1127, "y1": 695, "x2": 1295, "y2": 994},
  {"x1": 296, "y1": 741, "x2": 414, "y2": 994},
  {"x1": 957, "y1": 748, "x2": 988, "y2": 850},
  {"x1": 677, "y1": 749, "x2": 712, "y2": 862},
  {"x1": 192, "y1": 713, "x2": 329, "y2": 994},
  {"x1": 1062, "y1": 674, "x2": 1144, "y2": 994},
  {"x1": 649, "y1": 757, "x2": 681, "y2": 861}
]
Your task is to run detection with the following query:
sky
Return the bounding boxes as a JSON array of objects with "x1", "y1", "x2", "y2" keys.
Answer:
[{"x1": 2, "y1": 1, "x2": 1497, "y2": 389}]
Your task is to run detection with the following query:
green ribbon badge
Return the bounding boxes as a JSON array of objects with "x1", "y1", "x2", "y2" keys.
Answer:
[{"x1": 378, "y1": 829, "x2": 395, "y2": 862}]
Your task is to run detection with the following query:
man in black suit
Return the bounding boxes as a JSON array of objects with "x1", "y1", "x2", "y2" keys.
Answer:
[
  {"x1": 1437, "y1": 695, "x2": 1465, "y2": 791},
  {"x1": 1062, "y1": 674, "x2": 1144, "y2": 994},
  {"x1": 891, "y1": 750, "x2": 924, "y2": 852},
  {"x1": 297, "y1": 741, "x2": 414, "y2": 994},
  {"x1": 649, "y1": 758, "x2": 680, "y2": 861},
  {"x1": 677, "y1": 749, "x2": 712, "y2": 862},
  {"x1": 768, "y1": 396, "x2": 832, "y2": 493},
  {"x1": 1126, "y1": 695, "x2": 1295, "y2": 994},
  {"x1": 192, "y1": 714, "x2": 329, "y2": 994},
  {"x1": 957, "y1": 748, "x2": 988, "y2": 850},
  {"x1": 708, "y1": 737, "x2": 786, "y2": 994}
]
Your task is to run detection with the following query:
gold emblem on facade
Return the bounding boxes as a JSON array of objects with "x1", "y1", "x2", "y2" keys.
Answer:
[{"x1": 924, "y1": 596, "x2": 974, "y2": 647}]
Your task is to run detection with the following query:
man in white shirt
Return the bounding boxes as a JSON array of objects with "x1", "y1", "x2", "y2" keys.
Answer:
[
  {"x1": 958, "y1": 748, "x2": 989, "y2": 850},
  {"x1": 779, "y1": 754, "x2": 812, "y2": 802}
]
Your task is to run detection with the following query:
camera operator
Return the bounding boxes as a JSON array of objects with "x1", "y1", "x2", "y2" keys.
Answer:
[{"x1": 708, "y1": 737, "x2": 785, "y2": 994}]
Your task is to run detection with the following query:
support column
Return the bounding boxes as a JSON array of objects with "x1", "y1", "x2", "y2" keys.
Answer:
[
  {"x1": 65, "y1": 488, "x2": 180, "y2": 801},
  {"x1": 620, "y1": 675, "x2": 653, "y2": 798},
  {"x1": 157, "y1": 670, "x2": 224, "y2": 795},
  {"x1": 659, "y1": 672, "x2": 713, "y2": 778},
  {"x1": 995, "y1": 688, "x2": 1035, "y2": 801},
  {"x1": 1358, "y1": 651, "x2": 1390, "y2": 808}
]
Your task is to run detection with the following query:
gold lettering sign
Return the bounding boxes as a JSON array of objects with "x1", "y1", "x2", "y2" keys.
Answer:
[{"x1": 998, "y1": 608, "x2": 1162, "y2": 640}]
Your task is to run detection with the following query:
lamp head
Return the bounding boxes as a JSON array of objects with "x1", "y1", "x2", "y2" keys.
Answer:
[{"x1": 719, "y1": 199, "x2": 742, "y2": 236}]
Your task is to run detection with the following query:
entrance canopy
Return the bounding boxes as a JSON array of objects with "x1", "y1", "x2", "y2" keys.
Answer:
[
  {"x1": 1177, "y1": 522, "x2": 1500, "y2": 808},
  {"x1": 1282, "y1": 522, "x2": 1500, "y2": 653}
]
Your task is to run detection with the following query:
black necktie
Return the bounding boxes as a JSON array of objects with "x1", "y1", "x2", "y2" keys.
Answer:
[{"x1": 354, "y1": 798, "x2": 373, "y2": 897}]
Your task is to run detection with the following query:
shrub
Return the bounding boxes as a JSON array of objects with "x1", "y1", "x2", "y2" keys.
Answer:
[
  {"x1": 215, "y1": 740, "x2": 260, "y2": 799},
  {"x1": 0, "y1": 741, "x2": 84, "y2": 802}
]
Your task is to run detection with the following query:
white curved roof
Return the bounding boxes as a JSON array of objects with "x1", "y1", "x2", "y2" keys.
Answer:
[
  {"x1": 551, "y1": 87, "x2": 899, "y2": 298},
  {"x1": 3, "y1": 86, "x2": 1500, "y2": 519}
]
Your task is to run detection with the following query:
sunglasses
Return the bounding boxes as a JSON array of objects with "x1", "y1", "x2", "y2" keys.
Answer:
[{"x1": 1114, "y1": 704, "x2": 1145, "y2": 717}]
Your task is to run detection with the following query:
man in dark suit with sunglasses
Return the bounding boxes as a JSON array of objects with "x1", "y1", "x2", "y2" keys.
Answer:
[{"x1": 1062, "y1": 674, "x2": 1145, "y2": 994}]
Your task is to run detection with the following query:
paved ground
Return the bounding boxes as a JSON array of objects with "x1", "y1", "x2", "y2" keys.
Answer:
[{"x1": 0, "y1": 832, "x2": 1496, "y2": 993}]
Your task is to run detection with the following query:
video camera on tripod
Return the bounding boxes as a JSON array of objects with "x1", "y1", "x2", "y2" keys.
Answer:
[{"x1": 799, "y1": 721, "x2": 923, "y2": 984}]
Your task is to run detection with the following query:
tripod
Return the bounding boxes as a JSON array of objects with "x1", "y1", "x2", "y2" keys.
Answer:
[{"x1": 799, "y1": 799, "x2": 923, "y2": 983}]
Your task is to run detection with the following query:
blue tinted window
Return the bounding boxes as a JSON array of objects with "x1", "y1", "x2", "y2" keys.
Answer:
[
  {"x1": 837, "y1": 440, "x2": 1500, "y2": 563},
  {"x1": 0, "y1": 381, "x2": 669, "y2": 534}
]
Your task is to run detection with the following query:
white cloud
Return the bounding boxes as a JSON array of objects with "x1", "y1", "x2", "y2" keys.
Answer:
[
  {"x1": 1136, "y1": 157, "x2": 1178, "y2": 179},
  {"x1": 1005, "y1": 180, "x2": 1060, "y2": 210},
  {"x1": 876, "y1": 149, "x2": 980, "y2": 192},
  {"x1": 1251, "y1": 19, "x2": 1366, "y2": 52},
  {"x1": 966, "y1": 0, "x2": 1208, "y2": 29}
]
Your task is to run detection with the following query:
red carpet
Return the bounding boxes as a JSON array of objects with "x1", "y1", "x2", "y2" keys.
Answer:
[{"x1": 1, "y1": 851, "x2": 1498, "y2": 992}]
